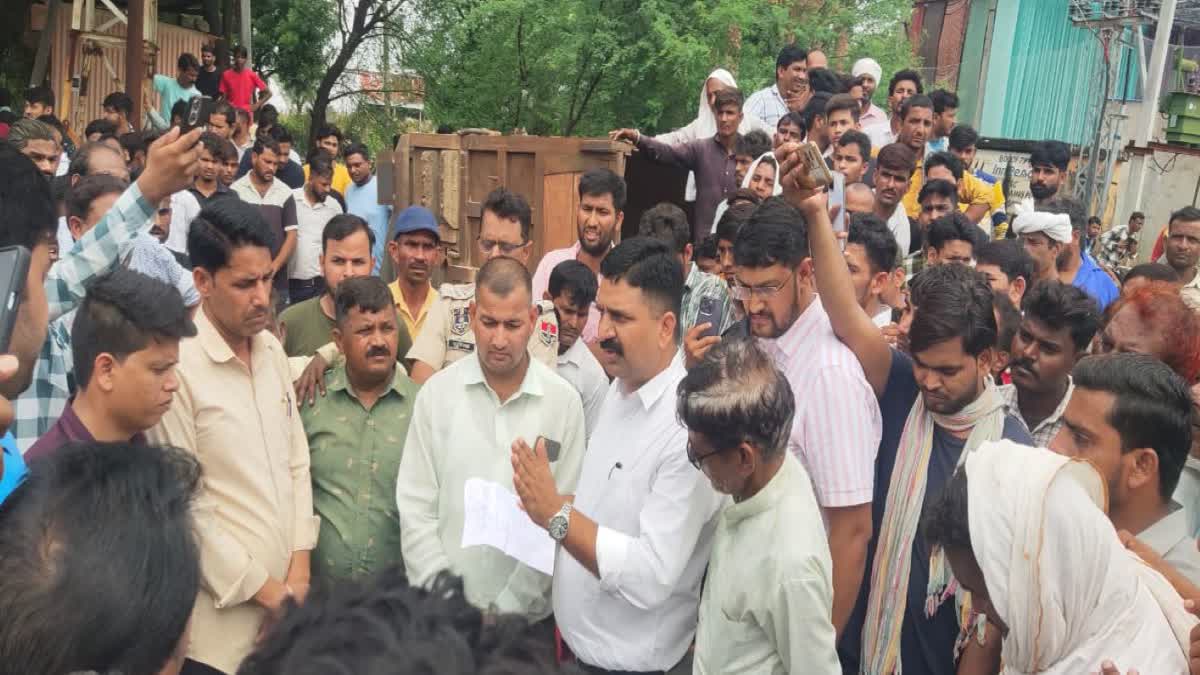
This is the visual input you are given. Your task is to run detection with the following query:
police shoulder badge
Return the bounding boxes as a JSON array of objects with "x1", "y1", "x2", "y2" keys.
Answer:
[
  {"x1": 450, "y1": 307, "x2": 471, "y2": 336},
  {"x1": 538, "y1": 319, "x2": 558, "y2": 346}
]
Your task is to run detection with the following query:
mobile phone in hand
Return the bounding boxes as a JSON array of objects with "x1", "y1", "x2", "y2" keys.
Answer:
[
  {"x1": 695, "y1": 295, "x2": 724, "y2": 339},
  {"x1": 536, "y1": 436, "x2": 562, "y2": 462},
  {"x1": 0, "y1": 246, "x2": 31, "y2": 353},
  {"x1": 182, "y1": 96, "x2": 214, "y2": 133}
]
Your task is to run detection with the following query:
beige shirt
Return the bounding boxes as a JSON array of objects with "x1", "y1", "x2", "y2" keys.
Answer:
[
  {"x1": 1181, "y1": 269, "x2": 1200, "y2": 311},
  {"x1": 149, "y1": 308, "x2": 320, "y2": 674},
  {"x1": 396, "y1": 352, "x2": 586, "y2": 620},
  {"x1": 406, "y1": 282, "x2": 560, "y2": 371}
]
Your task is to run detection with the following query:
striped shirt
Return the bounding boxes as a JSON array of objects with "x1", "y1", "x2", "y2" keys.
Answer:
[
  {"x1": 996, "y1": 380, "x2": 1074, "y2": 448},
  {"x1": 757, "y1": 296, "x2": 882, "y2": 512}
]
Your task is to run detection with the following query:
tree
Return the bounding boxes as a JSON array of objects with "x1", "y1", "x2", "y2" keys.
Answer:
[{"x1": 406, "y1": 0, "x2": 915, "y2": 137}]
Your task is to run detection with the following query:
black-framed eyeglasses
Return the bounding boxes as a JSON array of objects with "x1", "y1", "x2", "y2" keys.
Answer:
[
  {"x1": 730, "y1": 271, "x2": 795, "y2": 302},
  {"x1": 477, "y1": 237, "x2": 527, "y2": 255},
  {"x1": 687, "y1": 440, "x2": 737, "y2": 470}
]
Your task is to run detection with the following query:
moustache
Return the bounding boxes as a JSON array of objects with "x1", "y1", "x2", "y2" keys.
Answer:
[
  {"x1": 1010, "y1": 358, "x2": 1036, "y2": 376},
  {"x1": 366, "y1": 346, "x2": 392, "y2": 359},
  {"x1": 599, "y1": 337, "x2": 623, "y2": 356}
]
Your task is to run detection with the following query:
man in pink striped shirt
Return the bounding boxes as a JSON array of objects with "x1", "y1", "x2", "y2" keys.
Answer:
[{"x1": 729, "y1": 196, "x2": 882, "y2": 638}]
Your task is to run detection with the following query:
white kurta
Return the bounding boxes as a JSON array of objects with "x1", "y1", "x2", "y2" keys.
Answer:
[
  {"x1": 395, "y1": 353, "x2": 587, "y2": 620},
  {"x1": 694, "y1": 454, "x2": 840, "y2": 675}
]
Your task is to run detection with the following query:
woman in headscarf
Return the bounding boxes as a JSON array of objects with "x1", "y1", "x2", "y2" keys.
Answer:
[
  {"x1": 743, "y1": 152, "x2": 781, "y2": 201},
  {"x1": 649, "y1": 69, "x2": 773, "y2": 201},
  {"x1": 921, "y1": 440, "x2": 1197, "y2": 674}
]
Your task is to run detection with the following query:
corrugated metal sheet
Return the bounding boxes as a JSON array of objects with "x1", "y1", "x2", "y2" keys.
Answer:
[{"x1": 35, "y1": 2, "x2": 209, "y2": 136}]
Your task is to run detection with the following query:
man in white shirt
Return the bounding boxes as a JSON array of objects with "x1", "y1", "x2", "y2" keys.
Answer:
[
  {"x1": 679, "y1": 339, "x2": 840, "y2": 675},
  {"x1": 396, "y1": 256, "x2": 587, "y2": 621},
  {"x1": 289, "y1": 152, "x2": 343, "y2": 304},
  {"x1": 874, "y1": 143, "x2": 918, "y2": 256},
  {"x1": 544, "y1": 259, "x2": 607, "y2": 439},
  {"x1": 745, "y1": 44, "x2": 810, "y2": 129},
  {"x1": 845, "y1": 213, "x2": 901, "y2": 329},
  {"x1": 512, "y1": 238, "x2": 724, "y2": 674}
]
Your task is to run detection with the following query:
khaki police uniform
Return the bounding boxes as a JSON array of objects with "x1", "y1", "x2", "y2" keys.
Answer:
[{"x1": 407, "y1": 282, "x2": 560, "y2": 371}]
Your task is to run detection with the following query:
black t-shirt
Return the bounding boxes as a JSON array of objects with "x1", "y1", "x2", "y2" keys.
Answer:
[
  {"x1": 839, "y1": 349, "x2": 1032, "y2": 675},
  {"x1": 196, "y1": 66, "x2": 222, "y2": 98}
]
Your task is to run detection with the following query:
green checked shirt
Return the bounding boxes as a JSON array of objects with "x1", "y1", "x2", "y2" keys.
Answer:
[
  {"x1": 302, "y1": 362, "x2": 420, "y2": 581},
  {"x1": 12, "y1": 183, "x2": 156, "y2": 451}
]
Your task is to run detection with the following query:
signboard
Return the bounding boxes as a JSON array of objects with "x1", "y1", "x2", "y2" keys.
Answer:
[{"x1": 971, "y1": 148, "x2": 1033, "y2": 208}]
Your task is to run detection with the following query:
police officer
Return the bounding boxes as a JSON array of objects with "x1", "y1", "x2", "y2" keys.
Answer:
[{"x1": 408, "y1": 187, "x2": 559, "y2": 384}]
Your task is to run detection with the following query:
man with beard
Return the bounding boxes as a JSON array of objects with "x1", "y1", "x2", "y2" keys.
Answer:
[
  {"x1": 512, "y1": 238, "x2": 724, "y2": 674},
  {"x1": 231, "y1": 136, "x2": 298, "y2": 305},
  {"x1": 1013, "y1": 205, "x2": 1074, "y2": 287},
  {"x1": 722, "y1": 196, "x2": 881, "y2": 639},
  {"x1": 25, "y1": 268, "x2": 196, "y2": 460},
  {"x1": 851, "y1": 58, "x2": 887, "y2": 136},
  {"x1": 410, "y1": 188, "x2": 559, "y2": 384},
  {"x1": 891, "y1": 95, "x2": 935, "y2": 220},
  {"x1": 189, "y1": 132, "x2": 237, "y2": 208},
  {"x1": 280, "y1": 214, "x2": 410, "y2": 362},
  {"x1": 301, "y1": 276, "x2": 419, "y2": 582},
  {"x1": 614, "y1": 89, "x2": 744, "y2": 242},
  {"x1": 9, "y1": 118, "x2": 61, "y2": 178},
  {"x1": 1044, "y1": 197, "x2": 1119, "y2": 312},
  {"x1": 397, "y1": 256, "x2": 586, "y2": 621},
  {"x1": 775, "y1": 148, "x2": 1033, "y2": 672},
  {"x1": 544, "y1": 260, "x2": 607, "y2": 438},
  {"x1": 149, "y1": 198, "x2": 319, "y2": 675},
  {"x1": 873, "y1": 143, "x2": 916, "y2": 256},
  {"x1": 1051, "y1": 353, "x2": 1200, "y2": 586},
  {"x1": 996, "y1": 281, "x2": 1099, "y2": 447},
  {"x1": 343, "y1": 143, "x2": 392, "y2": 274},
  {"x1": 531, "y1": 168, "x2": 625, "y2": 344},
  {"x1": 386, "y1": 206, "x2": 441, "y2": 340},
  {"x1": 1162, "y1": 206, "x2": 1200, "y2": 310},
  {"x1": 1028, "y1": 140, "x2": 1071, "y2": 207}
]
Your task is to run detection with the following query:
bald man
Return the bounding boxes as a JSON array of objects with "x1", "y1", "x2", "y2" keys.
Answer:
[{"x1": 846, "y1": 182, "x2": 876, "y2": 215}]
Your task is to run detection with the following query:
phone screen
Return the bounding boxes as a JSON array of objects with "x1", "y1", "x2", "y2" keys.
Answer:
[
  {"x1": 696, "y1": 295, "x2": 723, "y2": 339},
  {"x1": 0, "y1": 246, "x2": 31, "y2": 354}
]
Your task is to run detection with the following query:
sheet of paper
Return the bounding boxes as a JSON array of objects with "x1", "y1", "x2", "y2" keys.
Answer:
[{"x1": 461, "y1": 478, "x2": 556, "y2": 575}]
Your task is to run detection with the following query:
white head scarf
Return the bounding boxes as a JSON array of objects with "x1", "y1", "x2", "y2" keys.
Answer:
[
  {"x1": 740, "y1": 151, "x2": 782, "y2": 196},
  {"x1": 852, "y1": 58, "x2": 883, "y2": 84},
  {"x1": 1011, "y1": 202, "x2": 1073, "y2": 243},
  {"x1": 964, "y1": 441, "x2": 1196, "y2": 674},
  {"x1": 694, "y1": 68, "x2": 738, "y2": 140}
]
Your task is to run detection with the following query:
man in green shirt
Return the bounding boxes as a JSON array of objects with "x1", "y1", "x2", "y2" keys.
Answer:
[
  {"x1": 302, "y1": 275, "x2": 420, "y2": 580},
  {"x1": 280, "y1": 213, "x2": 412, "y2": 360}
]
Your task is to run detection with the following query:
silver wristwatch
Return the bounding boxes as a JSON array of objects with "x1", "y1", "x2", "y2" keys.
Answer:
[{"x1": 548, "y1": 503, "x2": 572, "y2": 542}]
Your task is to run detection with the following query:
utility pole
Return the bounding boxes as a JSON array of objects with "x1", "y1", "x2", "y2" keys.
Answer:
[{"x1": 127, "y1": 0, "x2": 146, "y2": 127}]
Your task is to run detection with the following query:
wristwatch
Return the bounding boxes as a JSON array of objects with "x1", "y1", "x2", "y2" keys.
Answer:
[{"x1": 548, "y1": 503, "x2": 572, "y2": 542}]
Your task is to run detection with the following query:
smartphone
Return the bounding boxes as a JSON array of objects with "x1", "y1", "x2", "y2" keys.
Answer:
[
  {"x1": 695, "y1": 295, "x2": 724, "y2": 339},
  {"x1": 799, "y1": 142, "x2": 834, "y2": 190},
  {"x1": 536, "y1": 436, "x2": 562, "y2": 462},
  {"x1": 0, "y1": 246, "x2": 31, "y2": 354},
  {"x1": 829, "y1": 171, "x2": 847, "y2": 250},
  {"x1": 182, "y1": 96, "x2": 214, "y2": 133}
]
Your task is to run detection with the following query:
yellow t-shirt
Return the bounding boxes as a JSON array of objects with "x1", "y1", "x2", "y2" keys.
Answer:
[{"x1": 303, "y1": 162, "x2": 352, "y2": 196}]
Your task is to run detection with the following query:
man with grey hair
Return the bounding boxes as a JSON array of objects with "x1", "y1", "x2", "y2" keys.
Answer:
[
  {"x1": 8, "y1": 117, "x2": 61, "y2": 178},
  {"x1": 396, "y1": 256, "x2": 586, "y2": 622},
  {"x1": 681, "y1": 338, "x2": 840, "y2": 674}
]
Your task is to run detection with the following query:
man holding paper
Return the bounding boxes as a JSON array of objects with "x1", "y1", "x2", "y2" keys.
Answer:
[{"x1": 395, "y1": 256, "x2": 587, "y2": 621}]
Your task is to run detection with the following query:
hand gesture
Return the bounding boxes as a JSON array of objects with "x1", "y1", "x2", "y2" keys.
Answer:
[
  {"x1": 511, "y1": 437, "x2": 565, "y2": 529},
  {"x1": 1096, "y1": 661, "x2": 1138, "y2": 675},
  {"x1": 609, "y1": 129, "x2": 639, "y2": 143},
  {"x1": 137, "y1": 126, "x2": 204, "y2": 205},
  {"x1": 293, "y1": 352, "x2": 329, "y2": 407},
  {"x1": 683, "y1": 324, "x2": 720, "y2": 370}
]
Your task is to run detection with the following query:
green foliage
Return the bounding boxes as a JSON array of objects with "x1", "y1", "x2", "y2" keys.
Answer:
[
  {"x1": 405, "y1": 0, "x2": 916, "y2": 137},
  {"x1": 251, "y1": 0, "x2": 337, "y2": 105},
  {"x1": 279, "y1": 105, "x2": 432, "y2": 157}
]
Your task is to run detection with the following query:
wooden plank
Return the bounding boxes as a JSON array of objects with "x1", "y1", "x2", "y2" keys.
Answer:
[
  {"x1": 542, "y1": 173, "x2": 580, "y2": 254},
  {"x1": 376, "y1": 149, "x2": 394, "y2": 205}
]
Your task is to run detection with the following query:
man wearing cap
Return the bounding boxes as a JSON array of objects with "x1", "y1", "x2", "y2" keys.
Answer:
[
  {"x1": 1012, "y1": 197, "x2": 1119, "y2": 313},
  {"x1": 1013, "y1": 206, "x2": 1075, "y2": 286},
  {"x1": 388, "y1": 206, "x2": 443, "y2": 341},
  {"x1": 852, "y1": 58, "x2": 888, "y2": 133}
]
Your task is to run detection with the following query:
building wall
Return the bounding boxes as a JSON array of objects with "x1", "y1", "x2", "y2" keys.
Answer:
[{"x1": 34, "y1": 2, "x2": 209, "y2": 134}]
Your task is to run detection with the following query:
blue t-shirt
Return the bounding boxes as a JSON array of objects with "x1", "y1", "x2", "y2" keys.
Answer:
[
  {"x1": 344, "y1": 175, "x2": 392, "y2": 274},
  {"x1": 0, "y1": 431, "x2": 27, "y2": 506},
  {"x1": 839, "y1": 349, "x2": 1032, "y2": 675},
  {"x1": 1071, "y1": 251, "x2": 1119, "y2": 313}
]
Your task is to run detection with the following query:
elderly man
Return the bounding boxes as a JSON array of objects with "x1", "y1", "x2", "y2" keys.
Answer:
[{"x1": 681, "y1": 339, "x2": 840, "y2": 674}]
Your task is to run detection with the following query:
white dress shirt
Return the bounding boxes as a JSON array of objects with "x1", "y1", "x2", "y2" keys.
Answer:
[
  {"x1": 166, "y1": 189, "x2": 202, "y2": 254},
  {"x1": 886, "y1": 204, "x2": 912, "y2": 256},
  {"x1": 694, "y1": 454, "x2": 840, "y2": 675},
  {"x1": 553, "y1": 354, "x2": 725, "y2": 671},
  {"x1": 396, "y1": 353, "x2": 587, "y2": 620},
  {"x1": 555, "y1": 338, "x2": 608, "y2": 440},
  {"x1": 289, "y1": 187, "x2": 343, "y2": 280}
]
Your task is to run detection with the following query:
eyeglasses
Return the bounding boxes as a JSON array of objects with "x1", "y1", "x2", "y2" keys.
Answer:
[
  {"x1": 730, "y1": 272, "x2": 794, "y2": 302},
  {"x1": 687, "y1": 440, "x2": 737, "y2": 470},
  {"x1": 477, "y1": 238, "x2": 526, "y2": 255}
]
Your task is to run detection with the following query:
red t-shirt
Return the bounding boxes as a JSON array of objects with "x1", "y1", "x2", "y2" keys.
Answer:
[{"x1": 219, "y1": 68, "x2": 267, "y2": 111}]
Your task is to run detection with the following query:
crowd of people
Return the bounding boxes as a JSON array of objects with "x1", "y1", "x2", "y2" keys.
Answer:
[{"x1": 3, "y1": 41, "x2": 1200, "y2": 675}]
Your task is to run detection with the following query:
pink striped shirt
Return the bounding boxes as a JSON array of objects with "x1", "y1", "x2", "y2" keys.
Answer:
[
  {"x1": 532, "y1": 241, "x2": 602, "y2": 343},
  {"x1": 757, "y1": 296, "x2": 881, "y2": 509}
]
